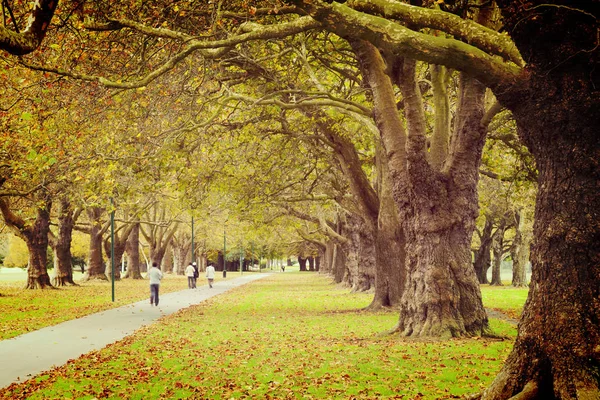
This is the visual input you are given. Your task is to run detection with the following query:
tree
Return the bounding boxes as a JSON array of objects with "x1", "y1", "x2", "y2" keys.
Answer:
[
  {"x1": 285, "y1": 1, "x2": 598, "y2": 395},
  {"x1": 10, "y1": 0, "x2": 598, "y2": 395},
  {"x1": 123, "y1": 222, "x2": 143, "y2": 279},
  {"x1": 0, "y1": 191, "x2": 53, "y2": 288},
  {"x1": 0, "y1": 0, "x2": 58, "y2": 55},
  {"x1": 49, "y1": 196, "x2": 81, "y2": 286}
]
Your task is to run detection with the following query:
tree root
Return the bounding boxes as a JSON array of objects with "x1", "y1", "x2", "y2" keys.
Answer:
[{"x1": 508, "y1": 382, "x2": 538, "y2": 400}]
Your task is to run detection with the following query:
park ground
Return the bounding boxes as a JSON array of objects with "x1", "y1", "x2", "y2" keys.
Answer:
[{"x1": 0, "y1": 269, "x2": 527, "y2": 399}]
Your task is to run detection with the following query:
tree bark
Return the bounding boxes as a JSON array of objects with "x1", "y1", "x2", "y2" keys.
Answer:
[
  {"x1": 368, "y1": 141, "x2": 405, "y2": 308},
  {"x1": 0, "y1": 0, "x2": 58, "y2": 55},
  {"x1": 81, "y1": 207, "x2": 108, "y2": 281},
  {"x1": 103, "y1": 222, "x2": 136, "y2": 281},
  {"x1": 51, "y1": 197, "x2": 77, "y2": 286},
  {"x1": 490, "y1": 221, "x2": 506, "y2": 286},
  {"x1": 123, "y1": 222, "x2": 143, "y2": 279},
  {"x1": 483, "y1": 2, "x2": 600, "y2": 398},
  {"x1": 298, "y1": 256, "x2": 307, "y2": 271},
  {"x1": 393, "y1": 64, "x2": 489, "y2": 338},
  {"x1": 0, "y1": 196, "x2": 53, "y2": 289},
  {"x1": 510, "y1": 209, "x2": 530, "y2": 288},
  {"x1": 473, "y1": 216, "x2": 493, "y2": 284}
]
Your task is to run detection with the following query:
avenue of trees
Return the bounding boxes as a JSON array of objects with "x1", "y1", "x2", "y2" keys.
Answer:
[{"x1": 1, "y1": 1, "x2": 598, "y2": 399}]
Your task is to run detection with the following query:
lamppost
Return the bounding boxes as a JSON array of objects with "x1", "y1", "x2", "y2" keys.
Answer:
[
  {"x1": 110, "y1": 197, "x2": 115, "y2": 302},
  {"x1": 240, "y1": 245, "x2": 243, "y2": 275},
  {"x1": 191, "y1": 216, "x2": 195, "y2": 264},
  {"x1": 223, "y1": 224, "x2": 227, "y2": 278}
]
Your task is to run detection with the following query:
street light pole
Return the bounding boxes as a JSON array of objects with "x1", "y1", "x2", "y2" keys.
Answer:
[
  {"x1": 191, "y1": 216, "x2": 195, "y2": 264},
  {"x1": 223, "y1": 225, "x2": 227, "y2": 278},
  {"x1": 110, "y1": 197, "x2": 115, "y2": 302}
]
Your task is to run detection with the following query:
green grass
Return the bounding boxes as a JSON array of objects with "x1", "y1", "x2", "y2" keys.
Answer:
[
  {"x1": 1, "y1": 273, "x2": 523, "y2": 399},
  {"x1": 0, "y1": 270, "x2": 251, "y2": 340},
  {"x1": 480, "y1": 284, "x2": 529, "y2": 320}
]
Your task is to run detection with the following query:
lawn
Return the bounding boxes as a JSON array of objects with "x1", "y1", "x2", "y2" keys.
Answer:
[
  {"x1": 0, "y1": 272, "x2": 525, "y2": 399},
  {"x1": 0, "y1": 269, "x2": 250, "y2": 340}
]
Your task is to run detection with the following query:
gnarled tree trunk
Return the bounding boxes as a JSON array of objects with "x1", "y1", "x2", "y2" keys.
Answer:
[
  {"x1": 0, "y1": 196, "x2": 53, "y2": 289},
  {"x1": 483, "y1": 2, "x2": 600, "y2": 397},
  {"x1": 52, "y1": 197, "x2": 77, "y2": 286},
  {"x1": 394, "y1": 66, "x2": 489, "y2": 338}
]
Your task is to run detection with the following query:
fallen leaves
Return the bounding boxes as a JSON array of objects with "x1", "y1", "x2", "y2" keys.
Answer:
[{"x1": 0, "y1": 273, "x2": 517, "y2": 399}]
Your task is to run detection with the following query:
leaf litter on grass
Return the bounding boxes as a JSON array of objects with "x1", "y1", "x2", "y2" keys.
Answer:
[{"x1": 0, "y1": 273, "x2": 521, "y2": 399}]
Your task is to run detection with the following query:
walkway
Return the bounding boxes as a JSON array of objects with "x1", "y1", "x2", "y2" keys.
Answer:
[{"x1": 0, "y1": 273, "x2": 270, "y2": 388}]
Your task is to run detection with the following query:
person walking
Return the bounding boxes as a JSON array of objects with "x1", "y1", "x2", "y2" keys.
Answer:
[
  {"x1": 206, "y1": 263, "x2": 215, "y2": 288},
  {"x1": 148, "y1": 262, "x2": 163, "y2": 306},
  {"x1": 192, "y1": 262, "x2": 199, "y2": 288},
  {"x1": 185, "y1": 262, "x2": 196, "y2": 289}
]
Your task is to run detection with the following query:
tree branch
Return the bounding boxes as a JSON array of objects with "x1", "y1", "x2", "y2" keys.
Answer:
[
  {"x1": 347, "y1": 0, "x2": 525, "y2": 67},
  {"x1": 299, "y1": 0, "x2": 523, "y2": 89},
  {"x1": 0, "y1": 0, "x2": 58, "y2": 55}
]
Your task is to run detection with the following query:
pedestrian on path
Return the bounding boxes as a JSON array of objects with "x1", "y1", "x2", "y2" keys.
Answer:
[
  {"x1": 206, "y1": 263, "x2": 215, "y2": 288},
  {"x1": 185, "y1": 262, "x2": 196, "y2": 289},
  {"x1": 148, "y1": 262, "x2": 163, "y2": 306},
  {"x1": 192, "y1": 262, "x2": 199, "y2": 288}
]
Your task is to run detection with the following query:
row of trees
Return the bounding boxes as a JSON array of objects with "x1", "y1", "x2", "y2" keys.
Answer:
[{"x1": 1, "y1": 0, "x2": 597, "y2": 398}]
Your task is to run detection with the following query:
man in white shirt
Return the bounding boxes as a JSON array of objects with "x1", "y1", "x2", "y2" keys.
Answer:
[
  {"x1": 148, "y1": 262, "x2": 163, "y2": 306},
  {"x1": 185, "y1": 262, "x2": 196, "y2": 289},
  {"x1": 206, "y1": 263, "x2": 216, "y2": 288}
]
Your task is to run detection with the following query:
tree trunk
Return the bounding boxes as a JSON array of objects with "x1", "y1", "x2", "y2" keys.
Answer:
[
  {"x1": 307, "y1": 256, "x2": 315, "y2": 271},
  {"x1": 332, "y1": 244, "x2": 346, "y2": 283},
  {"x1": 162, "y1": 244, "x2": 173, "y2": 273},
  {"x1": 0, "y1": 196, "x2": 54, "y2": 289},
  {"x1": 490, "y1": 222, "x2": 506, "y2": 286},
  {"x1": 484, "y1": 3, "x2": 600, "y2": 397},
  {"x1": 25, "y1": 206, "x2": 53, "y2": 289},
  {"x1": 394, "y1": 70, "x2": 489, "y2": 338},
  {"x1": 172, "y1": 242, "x2": 190, "y2": 275},
  {"x1": 82, "y1": 207, "x2": 107, "y2": 281},
  {"x1": 298, "y1": 256, "x2": 307, "y2": 271},
  {"x1": 52, "y1": 197, "x2": 77, "y2": 287},
  {"x1": 473, "y1": 216, "x2": 493, "y2": 284},
  {"x1": 123, "y1": 223, "x2": 143, "y2": 279},
  {"x1": 367, "y1": 151, "x2": 405, "y2": 308},
  {"x1": 510, "y1": 209, "x2": 530, "y2": 288}
]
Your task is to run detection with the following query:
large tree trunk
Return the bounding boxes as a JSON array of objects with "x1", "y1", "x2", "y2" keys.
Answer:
[
  {"x1": 394, "y1": 68, "x2": 489, "y2": 338},
  {"x1": 483, "y1": 3, "x2": 600, "y2": 398},
  {"x1": 25, "y1": 206, "x2": 53, "y2": 289},
  {"x1": 350, "y1": 218, "x2": 376, "y2": 293},
  {"x1": 82, "y1": 207, "x2": 107, "y2": 281},
  {"x1": 352, "y1": 40, "x2": 488, "y2": 336},
  {"x1": 52, "y1": 197, "x2": 77, "y2": 287},
  {"x1": 368, "y1": 149, "x2": 405, "y2": 308},
  {"x1": 123, "y1": 223, "x2": 143, "y2": 279},
  {"x1": 0, "y1": 196, "x2": 53, "y2": 289},
  {"x1": 473, "y1": 216, "x2": 493, "y2": 284}
]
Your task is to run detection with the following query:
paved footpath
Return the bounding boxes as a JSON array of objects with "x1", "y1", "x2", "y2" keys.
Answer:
[{"x1": 0, "y1": 273, "x2": 270, "y2": 388}]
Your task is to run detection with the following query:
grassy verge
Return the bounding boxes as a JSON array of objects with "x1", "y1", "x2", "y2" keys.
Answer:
[
  {"x1": 0, "y1": 271, "x2": 249, "y2": 340},
  {"x1": 1, "y1": 273, "x2": 520, "y2": 399},
  {"x1": 480, "y1": 284, "x2": 529, "y2": 320}
]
